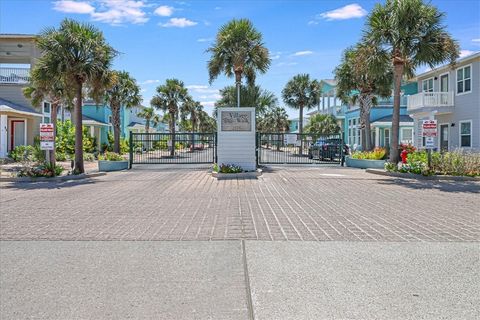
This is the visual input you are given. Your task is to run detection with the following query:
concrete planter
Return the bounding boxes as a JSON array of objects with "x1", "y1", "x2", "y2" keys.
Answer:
[
  {"x1": 98, "y1": 160, "x2": 129, "y2": 172},
  {"x1": 212, "y1": 169, "x2": 262, "y2": 180},
  {"x1": 345, "y1": 156, "x2": 386, "y2": 169}
]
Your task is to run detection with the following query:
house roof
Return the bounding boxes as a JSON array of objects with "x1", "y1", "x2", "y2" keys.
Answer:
[
  {"x1": 82, "y1": 115, "x2": 109, "y2": 126},
  {"x1": 372, "y1": 115, "x2": 413, "y2": 123},
  {"x1": 0, "y1": 98, "x2": 42, "y2": 117},
  {"x1": 412, "y1": 52, "x2": 480, "y2": 80},
  {"x1": 128, "y1": 121, "x2": 145, "y2": 128}
]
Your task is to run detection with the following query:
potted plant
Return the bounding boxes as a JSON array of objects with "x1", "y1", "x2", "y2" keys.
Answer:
[
  {"x1": 346, "y1": 147, "x2": 387, "y2": 169},
  {"x1": 212, "y1": 163, "x2": 262, "y2": 180},
  {"x1": 98, "y1": 152, "x2": 128, "y2": 172}
]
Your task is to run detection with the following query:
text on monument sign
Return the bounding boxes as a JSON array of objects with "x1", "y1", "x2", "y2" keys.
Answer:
[
  {"x1": 40, "y1": 123, "x2": 55, "y2": 150},
  {"x1": 422, "y1": 120, "x2": 437, "y2": 137},
  {"x1": 221, "y1": 111, "x2": 252, "y2": 131}
]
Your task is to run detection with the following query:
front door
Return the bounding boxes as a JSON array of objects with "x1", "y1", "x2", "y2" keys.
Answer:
[
  {"x1": 440, "y1": 124, "x2": 449, "y2": 152},
  {"x1": 440, "y1": 74, "x2": 449, "y2": 92},
  {"x1": 10, "y1": 120, "x2": 26, "y2": 150}
]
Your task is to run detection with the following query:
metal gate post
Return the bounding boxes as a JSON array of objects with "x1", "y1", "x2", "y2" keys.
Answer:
[
  {"x1": 129, "y1": 131, "x2": 133, "y2": 169},
  {"x1": 214, "y1": 132, "x2": 218, "y2": 163}
]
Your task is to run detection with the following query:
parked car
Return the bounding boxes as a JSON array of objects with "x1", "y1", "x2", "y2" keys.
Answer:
[{"x1": 308, "y1": 138, "x2": 349, "y2": 160}]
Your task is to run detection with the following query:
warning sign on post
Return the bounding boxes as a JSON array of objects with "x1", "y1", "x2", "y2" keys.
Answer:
[
  {"x1": 40, "y1": 123, "x2": 54, "y2": 150},
  {"x1": 422, "y1": 120, "x2": 437, "y2": 137}
]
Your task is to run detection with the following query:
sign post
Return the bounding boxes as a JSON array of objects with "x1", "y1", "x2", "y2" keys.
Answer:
[
  {"x1": 40, "y1": 123, "x2": 54, "y2": 163},
  {"x1": 422, "y1": 120, "x2": 437, "y2": 169}
]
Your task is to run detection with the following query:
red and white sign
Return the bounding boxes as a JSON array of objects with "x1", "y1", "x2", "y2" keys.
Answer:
[
  {"x1": 40, "y1": 123, "x2": 54, "y2": 150},
  {"x1": 422, "y1": 120, "x2": 437, "y2": 137}
]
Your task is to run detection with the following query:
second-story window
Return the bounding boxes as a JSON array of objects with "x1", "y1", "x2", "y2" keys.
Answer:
[
  {"x1": 422, "y1": 78, "x2": 434, "y2": 92},
  {"x1": 457, "y1": 65, "x2": 471, "y2": 94},
  {"x1": 43, "y1": 102, "x2": 51, "y2": 123}
]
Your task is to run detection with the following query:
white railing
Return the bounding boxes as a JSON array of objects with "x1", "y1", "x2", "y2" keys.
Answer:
[
  {"x1": 0, "y1": 67, "x2": 30, "y2": 84},
  {"x1": 407, "y1": 92, "x2": 454, "y2": 111}
]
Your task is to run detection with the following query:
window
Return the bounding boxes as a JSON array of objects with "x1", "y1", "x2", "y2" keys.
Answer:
[
  {"x1": 422, "y1": 78, "x2": 434, "y2": 92},
  {"x1": 459, "y1": 121, "x2": 472, "y2": 147},
  {"x1": 401, "y1": 128, "x2": 413, "y2": 144},
  {"x1": 440, "y1": 74, "x2": 449, "y2": 92},
  {"x1": 348, "y1": 118, "x2": 361, "y2": 146},
  {"x1": 43, "y1": 102, "x2": 51, "y2": 113},
  {"x1": 457, "y1": 65, "x2": 471, "y2": 94}
]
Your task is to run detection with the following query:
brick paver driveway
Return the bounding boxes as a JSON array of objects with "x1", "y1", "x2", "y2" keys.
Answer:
[{"x1": 1, "y1": 167, "x2": 479, "y2": 241}]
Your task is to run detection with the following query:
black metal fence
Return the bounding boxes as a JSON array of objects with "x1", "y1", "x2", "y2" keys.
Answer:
[
  {"x1": 257, "y1": 132, "x2": 344, "y2": 165},
  {"x1": 129, "y1": 132, "x2": 216, "y2": 166}
]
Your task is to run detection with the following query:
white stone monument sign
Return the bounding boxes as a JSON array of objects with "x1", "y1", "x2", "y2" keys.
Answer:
[{"x1": 217, "y1": 107, "x2": 256, "y2": 171}]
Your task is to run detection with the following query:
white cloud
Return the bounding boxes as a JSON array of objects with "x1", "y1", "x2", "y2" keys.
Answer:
[
  {"x1": 270, "y1": 54, "x2": 280, "y2": 60},
  {"x1": 200, "y1": 101, "x2": 216, "y2": 108},
  {"x1": 154, "y1": 5, "x2": 174, "y2": 17},
  {"x1": 292, "y1": 50, "x2": 313, "y2": 56},
  {"x1": 276, "y1": 62, "x2": 298, "y2": 67},
  {"x1": 459, "y1": 49, "x2": 475, "y2": 58},
  {"x1": 140, "y1": 88, "x2": 148, "y2": 93},
  {"x1": 186, "y1": 85, "x2": 218, "y2": 94},
  {"x1": 160, "y1": 17, "x2": 197, "y2": 28},
  {"x1": 198, "y1": 94, "x2": 221, "y2": 100},
  {"x1": 140, "y1": 79, "x2": 160, "y2": 85},
  {"x1": 53, "y1": 1, "x2": 95, "y2": 14},
  {"x1": 308, "y1": 20, "x2": 319, "y2": 25},
  {"x1": 54, "y1": 0, "x2": 149, "y2": 25},
  {"x1": 197, "y1": 37, "x2": 213, "y2": 42},
  {"x1": 214, "y1": 6, "x2": 221, "y2": 10},
  {"x1": 317, "y1": 4, "x2": 367, "y2": 21},
  {"x1": 472, "y1": 39, "x2": 480, "y2": 42}
]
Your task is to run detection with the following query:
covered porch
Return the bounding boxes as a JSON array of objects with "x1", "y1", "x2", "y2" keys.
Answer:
[
  {"x1": 371, "y1": 115, "x2": 414, "y2": 149},
  {"x1": 0, "y1": 98, "x2": 42, "y2": 158},
  {"x1": 83, "y1": 115, "x2": 110, "y2": 152}
]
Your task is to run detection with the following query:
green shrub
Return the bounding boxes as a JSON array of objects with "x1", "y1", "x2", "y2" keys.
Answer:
[
  {"x1": 214, "y1": 163, "x2": 243, "y2": 173},
  {"x1": 106, "y1": 132, "x2": 129, "y2": 154},
  {"x1": 351, "y1": 147, "x2": 386, "y2": 160},
  {"x1": 98, "y1": 152, "x2": 124, "y2": 161},
  {"x1": 56, "y1": 120, "x2": 96, "y2": 155},
  {"x1": 18, "y1": 162, "x2": 64, "y2": 178},
  {"x1": 9, "y1": 145, "x2": 35, "y2": 162},
  {"x1": 83, "y1": 153, "x2": 96, "y2": 162}
]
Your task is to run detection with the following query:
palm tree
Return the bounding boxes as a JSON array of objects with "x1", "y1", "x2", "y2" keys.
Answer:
[
  {"x1": 35, "y1": 19, "x2": 116, "y2": 173},
  {"x1": 365, "y1": 0, "x2": 458, "y2": 162},
  {"x1": 258, "y1": 106, "x2": 289, "y2": 133},
  {"x1": 305, "y1": 114, "x2": 340, "y2": 135},
  {"x1": 137, "y1": 107, "x2": 155, "y2": 133},
  {"x1": 207, "y1": 18, "x2": 271, "y2": 107},
  {"x1": 180, "y1": 97, "x2": 203, "y2": 150},
  {"x1": 214, "y1": 85, "x2": 277, "y2": 117},
  {"x1": 197, "y1": 110, "x2": 217, "y2": 133},
  {"x1": 104, "y1": 71, "x2": 141, "y2": 153},
  {"x1": 23, "y1": 62, "x2": 73, "y2": 170},
  {"x1": 282, "y1": 74, "x2": 320, "y2": 155},
  {"x1": 335, "y1": 42, "x2": 392, "y2": 150},
  {"x1": 151, "y1": 79, "x2": 188, "y2": 156}
]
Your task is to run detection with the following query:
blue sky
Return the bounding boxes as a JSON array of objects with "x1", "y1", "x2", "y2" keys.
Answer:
[{"x1": 1, "y1": 0, "x2": 479, "y2": 117}]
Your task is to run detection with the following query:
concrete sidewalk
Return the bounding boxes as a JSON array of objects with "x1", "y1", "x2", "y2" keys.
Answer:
[{"x1": 1, "y1": 241, "x2": 479, "y2": 320}]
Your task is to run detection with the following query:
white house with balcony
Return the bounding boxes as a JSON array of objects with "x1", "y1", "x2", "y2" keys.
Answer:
[
  {"x1": 408, "y1": 52, "x2": 480, "y2": 151},
  {"x1": 0, "y1": 34, "x2": 44, "y2": 158}
]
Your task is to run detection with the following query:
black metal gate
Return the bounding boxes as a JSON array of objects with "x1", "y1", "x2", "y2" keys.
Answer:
[
  {"x1": 257, "y1": 132, "x2": 344, "y2": 165},
  {"x1": 129, "y1": 132, "x2": 216, "y2": 166}
]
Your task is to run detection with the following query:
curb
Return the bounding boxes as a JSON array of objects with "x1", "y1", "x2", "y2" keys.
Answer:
[
  {"x1": 0, "y1": 172, "x2": 107, "y2": 183},
  {"x1": 366, "y1": 169, "x2": 480, "y2": 182}
]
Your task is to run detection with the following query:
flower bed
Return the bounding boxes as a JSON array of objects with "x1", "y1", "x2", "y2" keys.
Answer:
[
  {"x1": 98, "y1": 152, "x2": 128, "y2": 172},
  {"x1": 212, "y1": 163, "x2": 261, "y2": 179},
  {"x1": 385, "y1": 150, "x2": 480, "y2": 177},
  {"x1": 346, "y1": 147, "x2": 386, "y2": 169}
]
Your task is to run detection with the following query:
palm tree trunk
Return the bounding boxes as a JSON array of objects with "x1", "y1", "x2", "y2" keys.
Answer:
[
  {"x1": 390, "y1": 62, "x2": 403, "y2": 163},
  {"x1": 145, "y1": 119, "x2": 150, "y2": 133},
  {"x1": 111, "y1": 103, "x2": 121, "y2": 154},
  {"x1": 359, "y1": 97, "x2": 367, "y2": 149},
  {"x1": 50, "y1": 102, "x2": 58, "y2": 170},
  {"x1": 74, "y1": 82, "x2": 84, "y2": 174},
  {"x1": 299, "y1": 105, "x2": 304, "y2": 155},
  {"x1": 170, "y1": 110, "x2": 176, "y2": 157},
  {"x1": 235, "y1": 71, "x2": 242, "y2": 108},
  {"x1": 360, "y1": 93, "x2": 373, "y2": 151}
]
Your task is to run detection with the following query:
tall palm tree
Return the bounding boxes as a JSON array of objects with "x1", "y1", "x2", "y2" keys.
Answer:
[
  {"x1": 207, "y1": 18, "x2": 271, "y2": 107},
  {"x1": 35, "y1": 19, "x2": 116, "y2": 173},
  {"x1": 214, "y1": 85, "x2": 277, "y2": 117},
  {"x1": 335, "y1": 42, "x2": 392, "y2": 150},
  {"x1": 258, "y1": 106, "x2": 289, "y2": 133},
  {"x1": 180, "y1": 97, "x2": 203, "y2": 150},
  {"x1": 282, "y1": 74, "x2": 320, "y2": 155},
  {"x1": 104, "y1": 70, "x2": 141, "y2": 153},
  {"x1": 151, "y1": 79, "x2": 188, "y2": 156},
  {"x1": 197, "y1": 110, "x2": 217, "y2": 133},
  {"x1": 23, "y1": 62, "x2": 73, "y2": 169},
  {"x1": 366, "y1": 0, "x2": 458, "y2": 162}
]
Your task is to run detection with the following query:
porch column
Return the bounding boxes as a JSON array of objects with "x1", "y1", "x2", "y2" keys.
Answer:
[
  {"x1": 375, "y1": 127, "x2": 380, "y2": 147},
  {"x1": 0, "y1": 115, "x2": 7, "y2": 158},
  {"x1": 90, "y1": 126, "x2": 95, "y2": 137}
]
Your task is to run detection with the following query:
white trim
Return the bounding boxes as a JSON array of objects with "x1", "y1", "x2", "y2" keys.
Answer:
[
  {"x1": 438, "y1": 123, "x2": 449, "y2": 151},
  {"x1": 400, "y1": 127, "x2": 414, "y2": 144},
  {"x1": 459, "y1": 120, "x2": 472, "y2": 148},
  {"x1": 372, "y1": 121, "x2": 413, "y2": 127},
  {"x1": 413, "y1": 52, "x2": 480, "y2": 80},
  {"x1": 0, "y1": 106, "x2": 42, "y2": 117},
  {"x1": 455, "y1": 64, "x2": 472, "y2": 96},
  {"x1": 9, "y1": 118, "x2": 27, "y2": 149}
]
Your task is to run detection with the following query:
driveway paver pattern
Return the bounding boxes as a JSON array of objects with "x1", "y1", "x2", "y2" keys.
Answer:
[{"x1": 1, "y1": 166, "x2": 479, "y2": 241}]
